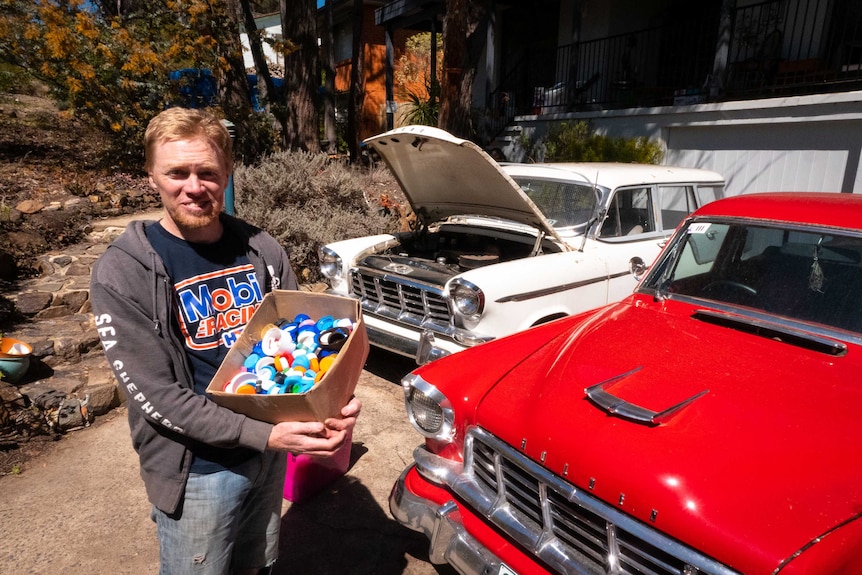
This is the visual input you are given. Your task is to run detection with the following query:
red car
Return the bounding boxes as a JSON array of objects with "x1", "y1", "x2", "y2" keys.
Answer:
[{"x1": 389, "y1": 192, "x2": 862, "y2": 575}]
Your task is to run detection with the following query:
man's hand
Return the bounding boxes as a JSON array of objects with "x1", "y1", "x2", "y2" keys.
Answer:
[{"x1": 266, "y1": 395, "x2": 362, "y2": 456}]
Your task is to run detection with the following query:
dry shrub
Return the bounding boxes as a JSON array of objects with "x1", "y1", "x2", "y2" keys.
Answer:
[{"x1": 234, "y1": 151, "x2": 402, "y2": 284}]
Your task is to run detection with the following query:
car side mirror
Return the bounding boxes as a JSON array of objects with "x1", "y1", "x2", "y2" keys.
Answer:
[{"x1": 630, "y1": 256, "x2": 647, "y2": 280}]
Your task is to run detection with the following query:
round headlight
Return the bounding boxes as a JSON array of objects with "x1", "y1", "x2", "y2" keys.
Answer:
[
  {"x1": 449, "y1": 279, "x2": 484, "y2": 319},
  {"x1": 402, "y1": 374, "x2": 454, "y2": 440},
  {"x1": 318, "y1": 246, "x2": 343, "y2": 280}
]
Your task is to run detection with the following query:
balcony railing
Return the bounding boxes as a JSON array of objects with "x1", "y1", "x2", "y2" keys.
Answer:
[{"x1": 478, "y1": 0, "x2": 862, "y2": 142}]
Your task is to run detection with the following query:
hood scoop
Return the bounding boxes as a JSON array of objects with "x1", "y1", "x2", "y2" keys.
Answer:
[{"x1": 584, "y1": 367, "x2": 709, "y2": 426}]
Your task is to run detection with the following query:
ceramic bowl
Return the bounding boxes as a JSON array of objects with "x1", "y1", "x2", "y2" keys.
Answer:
[{"x1": 0, "y1": 337, "x2": 33, "y2": 383}]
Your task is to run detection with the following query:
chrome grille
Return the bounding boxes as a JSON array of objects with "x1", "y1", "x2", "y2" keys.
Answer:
[
  {"x1": 350, "y1": 270, "x2": 451, "y2": 327},
  {"x1": 460, "y1": 427, "x2": 738, "y2": 575}
]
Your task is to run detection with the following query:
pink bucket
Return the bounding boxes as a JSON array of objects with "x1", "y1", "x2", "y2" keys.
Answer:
[{"x1": 283, "y1": 429, "x2": 352, "y2": 503}]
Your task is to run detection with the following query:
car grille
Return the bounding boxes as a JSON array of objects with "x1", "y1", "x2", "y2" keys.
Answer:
[
  {"x1": 458, "y1": 427, "x2": 738, "y2": 575},
  {"x1": 350, "y1": 270, "x2": 452, "y2": 329}
]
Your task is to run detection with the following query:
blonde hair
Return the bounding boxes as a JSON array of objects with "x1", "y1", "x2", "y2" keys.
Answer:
[{"x1": 144, "y1": 107, "x2": 233, "y2": 171}]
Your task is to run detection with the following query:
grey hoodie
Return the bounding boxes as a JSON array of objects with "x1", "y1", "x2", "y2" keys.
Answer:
[{"x1": 89, "y1": 214, "x2": 299, "y2": 514}]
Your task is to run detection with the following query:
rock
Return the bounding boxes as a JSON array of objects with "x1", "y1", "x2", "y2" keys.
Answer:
[
  {"x1": 65, "y1": 262, "x2": 90, "y2": 276},
  {"x1": 35, "y1": 306, "x2": 74, "y2": 319},
  {"x1": 81, "y1": 382, "x2": 121, "y2": 416},
  {"x1": 51, "y1": 336, "x2": 84, "y2": 360},
  {"x1": 6, "y1": 230, "x2": 48, "y2": 252},
  {"x1": 0, "y1": 380, "x2": 24, "y2": 404},
  {"x1": 28, "y1": 338, "x2": 55, "y2": 360},
  {"x1": 36, "y1": 258, "x2": 56, "y2": 275},
  {"x1": 15, "y1": 199, "x2": 44, "y2": 214},
  {"x1": 51, "y1": 255, "x2": 73, "y2": 268},
  {"x1": 15, "y1": 291, "x2": 54, "y2": 315},
  {"x1": 0, "y1": 207, "x2": 22, "y2": 223},
  {"x1": 59, "y1": 290, "x2": 89, "y2": 313}
]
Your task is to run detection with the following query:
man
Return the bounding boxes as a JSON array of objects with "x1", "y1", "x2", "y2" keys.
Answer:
[{"x1": 90, "y1": 107, "x2": 361, "y2": 575}]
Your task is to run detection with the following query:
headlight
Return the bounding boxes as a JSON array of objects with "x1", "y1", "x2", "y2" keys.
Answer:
[
  {"x1": 318, "y1": 246, "x2": 343, "y2": 281},
  {"x1": 402, "y1": 373, "x2": 454, "y2": 440},
  {"x1": 448, "y1": 279, "x2": 484, "y2": 323}
]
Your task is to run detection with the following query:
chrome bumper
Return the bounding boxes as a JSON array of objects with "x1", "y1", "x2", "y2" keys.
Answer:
[
  {"x1": 366, "y1": 324, "x2": 453, "y2": 364},
  {"x1": 389, "y1": 465, "x2": 506, "y2": 575}
]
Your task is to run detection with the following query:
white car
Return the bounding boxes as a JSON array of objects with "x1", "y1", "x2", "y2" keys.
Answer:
[{"x1": 319, "y1": 125, "x2": 725, "y2": 364}]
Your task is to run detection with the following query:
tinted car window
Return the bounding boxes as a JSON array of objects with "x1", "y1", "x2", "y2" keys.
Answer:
[{"x1": 648, "y1": 221, "x2": 862, "y2": 333}]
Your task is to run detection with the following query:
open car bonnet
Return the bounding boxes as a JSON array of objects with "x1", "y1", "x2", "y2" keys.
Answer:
[{"x1": 364, "y1": 125, "x2": 564, "y2": 243}]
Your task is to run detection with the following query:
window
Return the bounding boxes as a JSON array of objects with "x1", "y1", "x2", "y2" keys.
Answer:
[
  {"x1": 600, "y1": 187, "x2": 655, "y2": 237},
  {"x1": 659, "y1": 185, "x2": 695, "y2": 231},
  {"x1": 695, "y1": 185, "x2": 723, "y2": 207},
  {"x1": 516, "y1": 178, "x2": 597, "y2": 229},
  {"x1": 648, "y1": 221, "x2": 862, "y2": 334}
]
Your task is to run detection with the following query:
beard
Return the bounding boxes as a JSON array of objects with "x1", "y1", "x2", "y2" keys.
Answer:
[{"x1": 165, "y1": 199, "x2": 222, "y2": 232}]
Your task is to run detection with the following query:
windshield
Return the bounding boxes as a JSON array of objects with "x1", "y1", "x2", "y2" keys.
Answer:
[
  {"x1": 512, "y1": 177, "x2": 598, "y2": 232},
  {"x1": 643, "y1": 220, "x2": 862, "y2": 334}
]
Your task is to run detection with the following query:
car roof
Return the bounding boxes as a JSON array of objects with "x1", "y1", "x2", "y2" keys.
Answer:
[
  {"x1": 692, "y1": 192, "x2": 862, "y2": 230},
  {"x1": 502, "y1": 162, "x2": 725, "y2": 189}
]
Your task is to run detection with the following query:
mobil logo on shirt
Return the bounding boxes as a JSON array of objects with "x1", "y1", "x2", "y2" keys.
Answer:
[{"x1": 176, "y1": 266, "x2": 264, "y2": 350}]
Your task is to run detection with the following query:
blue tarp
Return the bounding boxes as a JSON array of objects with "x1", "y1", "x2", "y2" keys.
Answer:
[
  {"x1": 168, "y1": 68, "x2": 218, "y2": 108},
  {"x1": 168, "y1": 69, "x2": 283, "y2": 111}
]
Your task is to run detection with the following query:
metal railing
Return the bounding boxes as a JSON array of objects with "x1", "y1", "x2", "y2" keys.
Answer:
[{"x1": 479, "y1": 0, "x2": 862, "y2": 132}]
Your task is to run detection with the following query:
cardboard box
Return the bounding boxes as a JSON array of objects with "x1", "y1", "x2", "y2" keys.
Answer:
[{"x1": 207, "y1": 290, "x2": 369, "y2": 423}]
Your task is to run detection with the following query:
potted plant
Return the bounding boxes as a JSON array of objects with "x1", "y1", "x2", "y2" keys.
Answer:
[{"x1": 0, "y1": 333, "x2": 33, "y2": 383}]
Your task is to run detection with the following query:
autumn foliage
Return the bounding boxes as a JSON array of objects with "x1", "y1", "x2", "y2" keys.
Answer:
[{"x1": 0, "y1": 0, "x2": 250, "y2": 165}]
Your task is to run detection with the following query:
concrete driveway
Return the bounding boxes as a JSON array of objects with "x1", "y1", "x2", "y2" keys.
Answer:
[{"x1": 0, "y1": 348, "x2": 457, "y2": 575}]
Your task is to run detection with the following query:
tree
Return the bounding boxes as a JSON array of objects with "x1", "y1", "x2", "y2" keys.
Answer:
[
  {"x1": 321, "y1": 0, "x2": 337, "y2": 154},
  {"x1": 346, "y1": 0, "x2": 364, "y2": 161},
  {"x1": 279, "y1": 0, "x2": 319, "y2": 151},
  {"x1": 0, "y1": 0, "x2": 173, "y2": 164},
  {"x1": 240, "y1": 0, "x2": 278, "y2": 113},
  {"x1": 438, "y1": 0, "x2": 491, "y2": 138},
  {"x1": 88, "y1": 0, "x2": 149, "y2": 18},
  {"x1": 209, "y1": 0, "x2": 258, "y2": 159},
  {"x1": 0, "y1": 0, "x2": 271, "y2": 165}
]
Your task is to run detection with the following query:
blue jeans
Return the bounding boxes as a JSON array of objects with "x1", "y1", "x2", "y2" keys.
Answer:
[{"x1": 151, "y1": 450, "x2": 287, "y2": 575}]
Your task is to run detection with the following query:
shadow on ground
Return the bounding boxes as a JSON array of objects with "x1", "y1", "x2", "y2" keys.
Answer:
[
  {"x1": 275, "y1": 475, "x2": 456, "y2": 575},
  {"x1": 273, "y1": 348, "x2": 457, "y2": 575},
  {"x1": 362, "y1": 346, "x2": 419, "y2": 384}
]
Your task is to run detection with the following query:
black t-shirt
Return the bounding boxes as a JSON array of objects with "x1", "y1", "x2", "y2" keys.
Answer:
[{"x1": 146, "y1": 221, "x2": 264, "y2": 472}]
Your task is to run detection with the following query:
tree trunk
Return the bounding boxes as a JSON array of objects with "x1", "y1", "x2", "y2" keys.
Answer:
[
  {"x1": 280, "y1": 0, "x2": 320, "y2": 152},
  {"x1": 347, "y1": 0, "x2": 364, "y2": 162},
  {"x1": 240, "y1": 0, "x2": 286, "y2": 142},
  {"x1": 439, "y1": 0, "x2": 490, "y2": 139},
  {"x1": 240, "y1": 0, "x2": 275, "y2": 107},
  {"x1": 321, "y1": 0, "x2": 337, "y2": 154},
  {"x1": 218, "y1": 0, "x2": 256, "y2": 160}
]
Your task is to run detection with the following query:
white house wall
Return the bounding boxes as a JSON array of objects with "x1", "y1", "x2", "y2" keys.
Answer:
[
  {"x1": 516, "y1": 90, "x2": 862, "y2": 196},
  {"x1": 241, "y1": 23, "x2": 283, "y2": 70},
  {"x1": 667, "y1": 121, "x2": 862, "y2": 196}
]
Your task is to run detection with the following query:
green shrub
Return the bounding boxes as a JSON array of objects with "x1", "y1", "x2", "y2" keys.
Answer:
[
  {"x1": 527, "y1": 121, "x2": 664, "y2": 164},
  {"x1": 0, "y1": 65, "x2": 37, "y2": 94},
  {"x1": 233, "y1": 151, "x2": 401, "y2": 284},
  {"x1": 400, "y1": 78, "x2": 440, "y2": 126}
]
